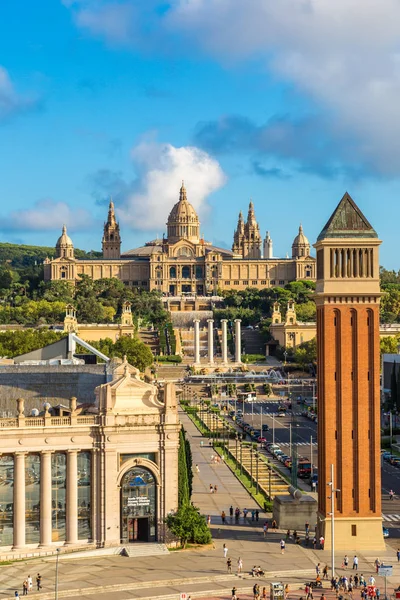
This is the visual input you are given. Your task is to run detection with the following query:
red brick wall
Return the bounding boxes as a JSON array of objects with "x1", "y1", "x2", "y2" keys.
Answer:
[{"x1": 317, "y1": 302, "x2": 381, "y2": 518}]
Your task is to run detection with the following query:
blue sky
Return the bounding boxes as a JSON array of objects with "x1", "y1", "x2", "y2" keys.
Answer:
[{"x1": 1, "y1": 0, "x2": 400, "y2": 268}]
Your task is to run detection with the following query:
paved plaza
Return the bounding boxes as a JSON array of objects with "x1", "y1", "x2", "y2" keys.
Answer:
[{"x1": 0, "y1": 410, "x2": 399, "y2": 600}]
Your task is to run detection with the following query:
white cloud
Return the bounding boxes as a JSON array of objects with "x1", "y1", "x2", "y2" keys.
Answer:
[
  {"x1": 166, "y1": 0, "x2": 400, "y2": 174},
  {"x1": 0, "y1": 66, "x2": 36, "y2": 121},
  {"x1": 115, "y1": 139, "x2": 227, "y2": 230},
  {"x1": 6, "y1": 199, "x2": 92, "y2": 232}
]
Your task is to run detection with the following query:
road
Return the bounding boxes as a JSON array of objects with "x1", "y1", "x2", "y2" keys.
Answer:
[{"x1": 231, "y1": 399, "x2": 400, "y2": 538}]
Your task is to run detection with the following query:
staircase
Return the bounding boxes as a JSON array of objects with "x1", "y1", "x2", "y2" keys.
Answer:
[
  {"x1": 138, "y1": 329, "x2": 160, "y2": 354},
  {"x1": 121, "y1": 543, "x2": 169, "y2": 557},
  {"x1": 241, "y1": 328, "x2": 265, "y2": 356}
]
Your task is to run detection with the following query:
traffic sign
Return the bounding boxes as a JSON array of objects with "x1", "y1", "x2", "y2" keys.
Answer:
[
  {"x1": 378, "y1": 565, "x2": 393, "y2": 577},
  {"x1": 179, "y1": 594, "x2": 189, "y2": 600}
]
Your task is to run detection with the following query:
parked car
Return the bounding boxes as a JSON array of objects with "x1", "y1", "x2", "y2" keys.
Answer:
[
  {"x1": 277, "y1": 411, "x2": 286, "y2": 418},
  {"x1": 257, "y1": 436, "x2": 267, "y2": 443},
  {"x1": 383, "y1": 526, "x2": 389, "y2": 538},
  {"x1": 262, "y1": 424, "x2": 270, "y2": 431},
  {"x1": 381, "y1": 451, "x2": 392, "y2": 461}
]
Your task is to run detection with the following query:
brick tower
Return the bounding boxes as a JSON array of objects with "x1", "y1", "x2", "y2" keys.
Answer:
[{"x1": 314, "y1": 192, "x2": 384, "y2": 551}]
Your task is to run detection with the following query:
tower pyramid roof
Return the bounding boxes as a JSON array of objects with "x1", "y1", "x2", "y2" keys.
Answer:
[{"x1": 317, "y1": 192, "x2": 377, "y2": 241}]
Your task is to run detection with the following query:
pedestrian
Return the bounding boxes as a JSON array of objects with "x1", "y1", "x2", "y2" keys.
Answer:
[
  {"x1": 251, "y1": 509, "x2": 255, "y2": 521},
  {"x1": 352, "y1": 556, "x2": 358, "y2": 570},
  {"x1": 255, "y1": 509, "x2": 259, "y2": 521},
  {"x1": 211, "y1": 454, "x2": 214, "y2": 463},
  {"x1": 286, "y1": 529, "x2": 291, "y2": 540},
  {"x1": 207, "y1": 515, "x2": 211, "y2": 527},
  {"x1": 223, "y1": 543, "x2": 228, "y2": 558},
  {"x1": 227, "y1": 557, "x2": 232, "y2": 573},
  {"x1": 209, "y1": 484, "x2": 214, "y2": 493},
  {"x1": 230, "y1": 505, "x2": 234, "y2": 519},
  {"x1": 15, "y1": 592, "x2": 19, "y2": 600},
  {"x1": 369, "y1": 576, "x2": 375, "y2": 586},
  {"x1": 280, "y1": 538, "x2": 286, "y2": 554},
  {"x1": 376, "y1": 588, "x2": 380, "y2": 600},
  {"x1": 285, "y1": 583, "x2": 290, "y2": 599},
  {"x1": 200, "y1": 440, "x2": 203, "y2": 447},
  {"x1": 305, "y1": 521, "x2": 310, "y2": 534},
  {"x1": 22, "y1": 581, "x2": 28, "y2": 596},
  {"x1": 354, "y1": 574, "x2": 359, "y2": 588},
  {"x1": 374, "y1": 558, "x2": 380, "y2": 573},
  {"x1": 272, "y1": 519, "x2": 277, "y2": 530},
  {"x1": 221, "y1": 511, "x2": 226, "y2": 524},
  {"x1": 319, "y1": 535, "x2": 325, "y2": 550},
  {"x1": 27, "y1": 576, "x2": 33, "y2": 593},
  {"x1": 263, "y1": 522, "x2": 268, "y2": 537},
  {"x1": 36, "y1": 574, "x2": 42, "y2": 591},
  {"x1": 263, "y1": 587, "x2": 268, "y2": 599},
  {"x1": 195, "y1": 464, "x2": 200, "y2": 472},
  {"x1": 389, "y1": 489, "x2": 394, "y2": 500},
  {"x1": 237, "y1": 557, "x2": 243, "y2": 574},
  {"x1": 214, "y1": 485, "x2": 218, "y2": 493},
  {"x1": 343, "y1": 555, "x2": 349, "y2": 569},
  {"x1": 313, "y1": 537, "x2": 317, "y2": 549},
  {"x1": 253, "y1": 583, "x2": 260, "y2": 600},
  {"x1": 243, "y1": 508, "x2": 248, "y2": 519},
  {"x1": 323, "y1": 565, "x2": 328, "y2": 580},
  {"x1": 321, "y1": 595, "x2": 326, "y2": 600},
  {"x1": 316, "y1": 563, "x2": 321, "y2": 577},
  {"x1": 312, "y1": 481, "x2": 317, "y2": 492},
  {"x1": 232, "y1": 586, "x2": 238, "y2": 600},
  {"x1": 397, "y1": 548, "x2": 400, "y2": 562},
  {"x1": 235, "y1": 507, "x2": 240, "y2": 522}
]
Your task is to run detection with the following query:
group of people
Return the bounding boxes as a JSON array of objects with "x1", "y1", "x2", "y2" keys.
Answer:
[
  {"x1": 15, "y1": 574, "x2": 42, "y2": 598},
  {"x1": 221, "y1": 506, "x2": 261, "y2": 523}
]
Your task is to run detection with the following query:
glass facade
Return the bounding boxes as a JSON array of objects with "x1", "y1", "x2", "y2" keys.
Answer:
[
  {"x1": 25, "y1": 455, "x2": 40, "y2": 544},
  {"x1": 52, "y1": 453, "x2": 66, "y2": 542},
  {"x1": 77, "y1": 452, "x2": 91, "y2": 539},
  {"x1": 120, "y1": 453, "x2": 156, "y2": 467},
  {"x1": 121, "y1": 467, "x2": 156, "y2": 543},
  {"x1": 0, "y1": 455, "x2": 14, "y2": 545}
]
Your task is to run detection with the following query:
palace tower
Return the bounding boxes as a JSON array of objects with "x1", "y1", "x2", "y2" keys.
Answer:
[
  {"x1": 102, "y1": 200, "x2": 121, "y2": 259},
  {"x1": 315, "y1": 192, "x2": 384, "y2": 550}
]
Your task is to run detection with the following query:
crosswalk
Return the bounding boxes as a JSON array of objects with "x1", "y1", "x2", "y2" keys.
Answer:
[
  {"x1": 278, "y1": 441, "x2": 316, "y2": 447},
  {"x1": 382, "y1": 514, "x2": 400, "y2": 522}
]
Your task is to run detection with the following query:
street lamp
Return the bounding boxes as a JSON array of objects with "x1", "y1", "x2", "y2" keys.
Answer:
[
  {"x1": 250, "y1": 446, "x2": 254, "y2": 489},
  {"x1": 327, "y1": 463, "x2": 340, "y2": 579},
  {"x1": 255, "y1": 451, "x2": 259, "y2": 495},
  {"x1": 268, "y1": 465, "x2": 272, "y2": 500},
  {"x1": 55, "y1": 547, "x2": 61, "y2": 600}
]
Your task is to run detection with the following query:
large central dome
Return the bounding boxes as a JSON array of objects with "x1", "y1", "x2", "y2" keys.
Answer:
[{"x1": 167, "y1": 182, "x2": 200, "y2": 244}]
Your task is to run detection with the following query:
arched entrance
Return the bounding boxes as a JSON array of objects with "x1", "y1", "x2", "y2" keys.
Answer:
[{"x1": 120, "y1": 466, "x2": 157, "y2": 543}]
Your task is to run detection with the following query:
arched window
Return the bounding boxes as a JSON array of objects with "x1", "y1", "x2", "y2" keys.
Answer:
[
  {"x1": 182, "y1": 266, "x2": 190, "y2": 279},
  {"x1": 169, "y1": 267, "x2": 176, "y2": 279},
  {"x1": 60, "y1": 267, "x2": 67, "y2": 279},
  {"x1": 155, "y1": 268, "x2": 162, "y2": 279},
  {"x1": 176, "y1": 246, "x2": 194, "y2": 257}
]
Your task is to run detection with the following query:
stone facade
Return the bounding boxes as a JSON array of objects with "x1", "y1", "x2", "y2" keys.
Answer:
[
  {"x1": 44, "y1": 183, "x2": 316, "y2": 292},
  {"x1": 0, "y1": 359, "x2": 180, "y2": 558},
  {"x1": 314, "y1": 192, "x2": 384, "y2": 551}
]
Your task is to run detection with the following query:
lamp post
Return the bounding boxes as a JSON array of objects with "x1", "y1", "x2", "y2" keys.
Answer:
[
  {"x1": 235, "y1": 433, "x2": 239, "y2": 469},
  {"x1": 268, "y1": 465, "x2": 272, "y2": 499},
  {"x1": 327, "y1": 463, "x2": 340, "y2": 579},
  {"x1": 250, "y1": 446, "x2": 254, "y2": 489},
  {"x1": 240, "y1": 437, "x2": 243, "y2": 476},
  {"x1": 255, "y1": 451, "x2": 259, "y2": 495},
  {"x1": 55, "y1": 547, "x2": 60, "y2": 600}
]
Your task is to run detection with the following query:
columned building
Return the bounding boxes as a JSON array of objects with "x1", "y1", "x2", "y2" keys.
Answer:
[
  {"x1": 44, "y1": 183, "x2": 316, "y2": 292},
  {"x1": 314, "y1": 192, "x2": 384, "y2": 551},
  {"x1": 0, "y1": 359, "x2": 180, "y2": 558}
]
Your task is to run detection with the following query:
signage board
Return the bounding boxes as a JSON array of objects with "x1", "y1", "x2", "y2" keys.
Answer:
[
  {"x1": 378, "y1": 565, "x2": 393, "y2": 577},
  {"x1": 127, "y1": 496, "x2": 150, "y2": 507},
  {"x1": 179, "y1": 594, "x2": 188, "y2": 600}
]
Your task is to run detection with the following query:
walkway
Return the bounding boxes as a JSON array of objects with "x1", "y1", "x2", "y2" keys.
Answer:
[{"x1": 0, "y1": 411, "x2": 397, "y2": 600}]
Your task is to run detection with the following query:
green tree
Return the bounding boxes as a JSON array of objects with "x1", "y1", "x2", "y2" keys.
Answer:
[
  {"x1": 165, "y1": 504, "x2": 212, "y2": 548},
  {"x1": 113, "y1": 336, "x2": 154, "y2": 371},
  {"x1": 380, "y1": 336, "x2": 400, "y2": 354},
  {"x1": 295, "y1": 301, "x2": 316, "y2": 322},
  {"x1": 293, "y1": 338, "x2": 317, "y2": 367}
]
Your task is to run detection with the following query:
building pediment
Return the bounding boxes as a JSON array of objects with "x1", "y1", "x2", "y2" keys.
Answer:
[
  {"x1": 96, "y1": 362, "x2": 163, "y2": 415},
  {"x1": 51, "y1": 256, "x2": 77, "y2": 263}
]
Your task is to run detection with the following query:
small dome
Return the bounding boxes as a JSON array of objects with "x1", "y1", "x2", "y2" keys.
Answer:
[
  {"x1": 56, "y1": 225, "x2": 73, "y2": 247},
  {"x1": 292, "y1": 224, "x2": 309, "y2": 247},
  {"x1": 167, "y1": 182, "x2": 199, "y2": 225}
]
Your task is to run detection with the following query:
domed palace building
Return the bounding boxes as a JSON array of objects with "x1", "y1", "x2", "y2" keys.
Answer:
[{"x1": 44, "y1": 183, "x2": 316, "y2": 292}]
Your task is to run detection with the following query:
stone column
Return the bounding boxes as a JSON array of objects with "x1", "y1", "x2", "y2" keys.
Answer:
[
  {"x1": 194, "y1": 319, "x2": 200, "y2": 364},
  {"x1": 39, "y1": 451, "x2": 52, "y2": 547},
  {"x1": 207, "y1": 319, "x2": 214, "y2": 364},
  {"x1": 66, "y1": 450, "x2": 78, "y2": 545},
  {"x1": 234, "y1": 319, "x2": 242, "y2": 363},
  {"x1": 12, "y1": 452, "x2": 26, "y2": 549},
  {"x1": 221, "y1": 319, "x2": 228, "y2": 364}
]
